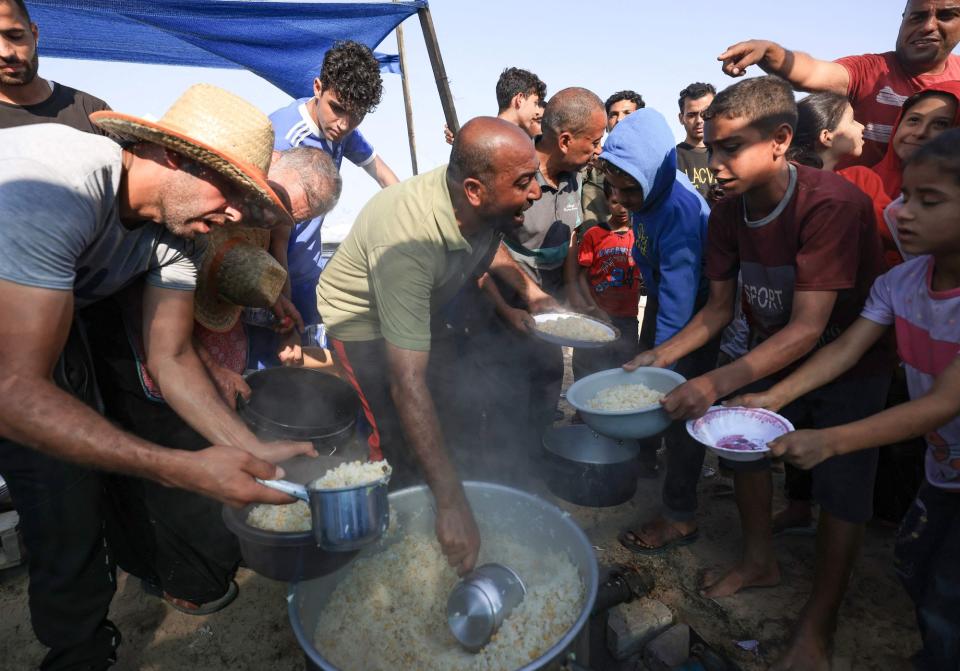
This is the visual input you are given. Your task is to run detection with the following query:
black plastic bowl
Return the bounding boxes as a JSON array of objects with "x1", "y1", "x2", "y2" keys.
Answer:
[
  {"x1": 222, "y1": 503, "x2": 357, "y2": 582},
  {"x1": 542, "y1": 425, "x2": 642, "y2": 507},
  {"x1": 238, "y1": 368, "x2": 359, "y2": 449}
]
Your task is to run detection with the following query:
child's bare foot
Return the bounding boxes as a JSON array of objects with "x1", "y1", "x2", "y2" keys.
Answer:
[
  {"x1": 699, "y1": 560, "x2": 780, "y2": 598},
  {"x1": 771, "y1": 627, "x2": 831, "y2": 671}
]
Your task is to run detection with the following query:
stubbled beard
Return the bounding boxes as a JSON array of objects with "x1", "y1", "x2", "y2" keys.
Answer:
[{"x1": 0, "y1": 51, "x2": 38, "y2": 87}]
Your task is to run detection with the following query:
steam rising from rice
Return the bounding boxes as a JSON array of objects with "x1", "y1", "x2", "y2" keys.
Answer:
[
  {"x1": 588, "y1": 383, "x2": 664, "y2": 411},
  {"x1": 314, "y1": 531, "x2": 583, "y2": 670},
  {"x1": 536, "y1": 315, "x2": 614, "y2": 342}
]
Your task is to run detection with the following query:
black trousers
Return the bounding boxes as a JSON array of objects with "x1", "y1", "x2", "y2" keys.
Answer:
[
  {"x1": 0, "y1": 308, "x2": 239, "y2": 671},
  {"x1": 639, "y1": 294, "x2": 721, "y2": 521}
]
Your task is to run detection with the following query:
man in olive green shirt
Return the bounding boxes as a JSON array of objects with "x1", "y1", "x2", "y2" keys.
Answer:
[{"x1": 316, "y1": 117, "x2": 541, "y2": 575}]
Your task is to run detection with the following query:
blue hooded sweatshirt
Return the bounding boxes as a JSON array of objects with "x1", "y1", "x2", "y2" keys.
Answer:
[{"x1": 599, "y1": 108, "x2": 710, "y2": 347}]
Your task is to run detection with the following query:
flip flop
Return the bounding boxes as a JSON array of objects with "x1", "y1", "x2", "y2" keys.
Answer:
[
  {"x1": 618, "y1": 527, "x2": 700, "y2": 556},
  {"x1": 142, "y1": 578, "x2": 239, "y2": 616}
]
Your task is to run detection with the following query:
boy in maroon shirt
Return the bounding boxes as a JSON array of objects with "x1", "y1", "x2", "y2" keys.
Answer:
[{"x1": 628, "y1": 76, "x2": 889, "y2": 669}]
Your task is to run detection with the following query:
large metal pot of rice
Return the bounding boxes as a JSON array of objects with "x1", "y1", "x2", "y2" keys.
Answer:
[{"x1": 289, "y1": 482, "x2": 599, "y2": 671}]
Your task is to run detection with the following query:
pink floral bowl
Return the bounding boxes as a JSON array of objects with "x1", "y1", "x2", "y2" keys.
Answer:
[{"x1": 686, "y1": 406, "x2": 795, "y2": 462}]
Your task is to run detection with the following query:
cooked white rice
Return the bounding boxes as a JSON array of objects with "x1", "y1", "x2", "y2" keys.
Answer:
[
  {"x1": 537, "y1": 314, "x2": 614, "y2": 342},
  {"x1": 311, "y1": 460, "x2": 392, "y2": 489},
  {"x1": 246, "y1": 500, "x2": 311, "y2": 532},
  {"x1": 588, "y1": 383, "x2": 664, "y2": 411},
  {"x1": 314, "y1": 531, "x2": 583, "y2": 670}
]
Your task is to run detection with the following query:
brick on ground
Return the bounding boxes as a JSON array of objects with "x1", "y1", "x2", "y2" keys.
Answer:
[
  {"x1": 606, "y1": 597, "x2": 674, "y2": 660},
  {"x1": 642, "y1": 623, "x2": 690, "y2": 671}
]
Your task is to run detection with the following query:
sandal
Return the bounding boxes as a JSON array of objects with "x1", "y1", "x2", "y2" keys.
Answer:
[
  {"x1": 142, "y1": 578, "x2": 239, "y2": 616},
  {"x1": 618, "y1": 523, "x2": 699, "y2": 556}
]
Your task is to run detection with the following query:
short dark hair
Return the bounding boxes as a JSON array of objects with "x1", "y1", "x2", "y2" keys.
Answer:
[
  {"x1": 905, "y1": 127, "x2": 960, "y2": 184},
  {"x1": 703, "y1": 76, "x2": 798, "y2": 137},
  {"x1": 604, "y1": 90, "x2": 645, "y2": 115},
  {"x1": 319, "y1": 40, "x2": 383, "y2": 116},
  {"x1": 8, "y1": 0, "x2": 31, "y2": 22},
  {"x1": 542, "y1": 87, "x2": 604, "y2": 137},
  {"x1": 678, "y1": 82, "x2": 716, "y2": 111},
  {"x1": 495, "y1": 67, "x2": 547, "y2": 112},
  {"x1": 787, "y1": 92, "x2": 850, "y2": 168}
]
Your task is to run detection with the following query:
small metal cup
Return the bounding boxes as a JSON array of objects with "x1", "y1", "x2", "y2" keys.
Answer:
[
  {"x1": 447, "y1": 563, "x2": 526, "y2": 651},
  {"x1": 255, "y1": 476, "x2": 390, "y2": 551}
]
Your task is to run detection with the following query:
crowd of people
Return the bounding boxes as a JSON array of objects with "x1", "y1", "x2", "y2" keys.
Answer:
[{"x1": 1, "y1": 0, "x2": 959, "y2": 669}]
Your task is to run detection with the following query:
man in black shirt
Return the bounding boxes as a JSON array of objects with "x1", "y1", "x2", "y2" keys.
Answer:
[
  {"x1": 675, "y1": 82, "x2": 717, "y2": 200},
  {"x1": 0, "y1": 0, "x2": 110, "y2": 133}
]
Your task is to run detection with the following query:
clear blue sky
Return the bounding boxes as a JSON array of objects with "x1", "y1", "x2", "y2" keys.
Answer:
[{"x1": 41, "y1": 0, "x2": 918, "y2": 240}]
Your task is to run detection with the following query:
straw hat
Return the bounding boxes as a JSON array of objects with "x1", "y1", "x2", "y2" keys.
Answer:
[
  {"x1": 194, "y1": 225, "x2": 287, "y2": 332},
  {"x1": 91, "y1": 84, "x2": 292, "y2": 224}
]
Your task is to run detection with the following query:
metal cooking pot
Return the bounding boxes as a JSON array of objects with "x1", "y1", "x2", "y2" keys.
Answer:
[
  {"x1": 288, "y1": 482, "x2": 599, "y2": 671},
  {"x1": 542, "y1": 425, "x2": 642, "y2": 507},
  {"x1": 238, "y1": 368, "x2": 359, "y2": 450}
]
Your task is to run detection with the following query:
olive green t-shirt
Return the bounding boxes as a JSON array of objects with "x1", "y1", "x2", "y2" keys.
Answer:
[{"x1": 316, "y1": 165, "x2": 498, "y2": 351}]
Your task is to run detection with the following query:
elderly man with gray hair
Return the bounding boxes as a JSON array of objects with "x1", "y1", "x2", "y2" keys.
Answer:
[{"x1": 496, "y1": 87, "x2": 606, "y2": 442}]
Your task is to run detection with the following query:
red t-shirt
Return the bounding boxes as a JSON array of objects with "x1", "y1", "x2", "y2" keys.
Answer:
[
  {"x1": 835, "y1": 51, "x2": 960, "y2": 168},
  {"x1": 705, "y1": 164, "x2": 887, "y2": 376},
  {"x1": 578, "y1": 226, "x2": 640, "y2": 318}
]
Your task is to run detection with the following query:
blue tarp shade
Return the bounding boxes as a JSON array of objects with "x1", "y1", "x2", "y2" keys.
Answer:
[{"x1": 28, "y1": 0, "x2": 426, "y2": 98}]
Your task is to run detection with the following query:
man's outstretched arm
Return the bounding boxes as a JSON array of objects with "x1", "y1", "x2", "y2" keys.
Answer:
[
  {"x1": 385, "y1": 342, "x2": 480, "y2": 575},
  {"x1": 717, "y1": 39, "x2": 849, "y2": 93},
  {"x1": 0, "y1": 280, "x2": 293, "y2": 507}
]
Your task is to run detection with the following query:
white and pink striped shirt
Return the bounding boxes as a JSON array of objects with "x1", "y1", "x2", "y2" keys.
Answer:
[{"x1": 862, "y1": 256, "x2": 960, "y2": 490}]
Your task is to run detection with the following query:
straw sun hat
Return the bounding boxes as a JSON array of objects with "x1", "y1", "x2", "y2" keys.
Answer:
[
  {"x1": 194, "y1": 225, "x2": 287, "y2": 332},
  {"x1": 91, "y1": 84, "x2": 292, "y2": 224}
]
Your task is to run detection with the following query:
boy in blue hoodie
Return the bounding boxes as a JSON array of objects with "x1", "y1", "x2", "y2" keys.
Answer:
[{"x1": 598, "y1": 108, "x2": 717, "y2": 553}]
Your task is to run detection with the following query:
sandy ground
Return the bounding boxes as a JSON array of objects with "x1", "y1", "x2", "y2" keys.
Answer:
[{"x1": 0, "y1": 349, "x2": 921, "y2": 670}]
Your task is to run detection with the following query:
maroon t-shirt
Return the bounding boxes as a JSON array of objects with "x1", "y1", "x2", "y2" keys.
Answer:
[{"x1": 705, "y1": 163, "x2": 888, "y2": 376}]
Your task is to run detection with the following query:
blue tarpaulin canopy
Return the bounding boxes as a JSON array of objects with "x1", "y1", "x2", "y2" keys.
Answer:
[{"x1": 27, "y1": 0, "x2": 427, "y2": 98}]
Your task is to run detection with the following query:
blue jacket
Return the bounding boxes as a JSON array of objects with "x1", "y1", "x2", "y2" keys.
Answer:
[{"x1": 599, "y1": 109, "x2": 710, "y2": 346}]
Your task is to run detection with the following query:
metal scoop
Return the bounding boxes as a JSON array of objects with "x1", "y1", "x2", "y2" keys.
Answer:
[
  {"x1": 447, "y1": 563, "x2": 526, "y2": 651},
  {"x1": 256, "y1": 477, "x2": 389, "y2": 551}
]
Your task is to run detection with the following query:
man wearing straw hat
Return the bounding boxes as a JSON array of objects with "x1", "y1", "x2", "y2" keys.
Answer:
[{"x1": 0, "y1": 84, "x2": 315, "y2": 670}]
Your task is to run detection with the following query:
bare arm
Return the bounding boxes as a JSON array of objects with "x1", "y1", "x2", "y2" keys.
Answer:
[
  {"x1": 141, "y1": 284, "x2": 313, "y2": 463},
  {"x1": 363, "y1": 155, "x2": 400, "y2": 188},
  {"x1": 488, "y1": 243, "x2": 560, "y2": 313},
  {"x1": 0, "y1": 280, "x2": 292, "y2": 507},
  {"x1": 770, "y1": 356, "x2": 960, "y2": 470},
  {"x1": 385, "y1": 342, "x2": 480, "y2": 575},
  {"x1": 730, "y1": 317, "x2": 888, "y2": 411},
  {"x1": 564, "y1": 230, "x2": 594, "y2": 312},
  {"x1": 717, "y1": 39, "x2": 849, "y2": 93},
  {"x1": 627, "y1": 278, "x2": 736, "y2": 370},
  {"x1": 662, "y1": 289, "x2": 839, "y2": 420}
]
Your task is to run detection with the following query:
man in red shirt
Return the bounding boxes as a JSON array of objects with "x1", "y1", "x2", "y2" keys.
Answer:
[{"x1": 717, "y1": 0, "x2": 960, "y2": 167}]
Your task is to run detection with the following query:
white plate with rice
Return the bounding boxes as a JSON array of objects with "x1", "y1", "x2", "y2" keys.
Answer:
[{"x1": 531, "y1": 312, "x2": 620, "y2": 349}]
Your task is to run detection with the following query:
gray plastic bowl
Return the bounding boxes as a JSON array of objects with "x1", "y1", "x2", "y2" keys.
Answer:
[{"x1": 566, "y1": 367, "x2": 687, "y2": 439}]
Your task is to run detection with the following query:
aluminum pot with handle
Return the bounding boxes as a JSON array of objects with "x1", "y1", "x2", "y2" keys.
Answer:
[{"x1": 289, "y1": 482, "x2": 599, "y2": 671}]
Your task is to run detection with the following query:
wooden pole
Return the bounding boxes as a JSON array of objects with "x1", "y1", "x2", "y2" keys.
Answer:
[
  {"x1": 395, "y1": 22, "x2": 418, "y2": 175},
  {"x1": 417, "y1": 6, "x2": 459, "y2": 135}
]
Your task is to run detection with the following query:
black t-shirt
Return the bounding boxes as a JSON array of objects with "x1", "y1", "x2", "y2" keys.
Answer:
[
  {"x1": 676, "y1": 142, "x2": 715, "y2": 200},
  {"x1": 0, "y1": 81, "x2": 110, "y2": 134}
]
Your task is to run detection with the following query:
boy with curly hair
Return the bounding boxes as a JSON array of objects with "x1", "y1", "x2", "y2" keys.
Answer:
[{"x1": 266, "y1": 41, "x2": 399, "y2": 364}]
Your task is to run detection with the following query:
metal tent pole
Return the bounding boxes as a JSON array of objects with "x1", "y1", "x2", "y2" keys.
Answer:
[
  {"x1": 395, "y1": 22, "x2": 419, "y2": 175},
  {"x1": 417, "y1": 6, "x2": 459, "y2": 135}
]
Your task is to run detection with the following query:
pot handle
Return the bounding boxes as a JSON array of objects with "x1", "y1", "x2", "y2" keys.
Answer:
[{"x1": 255, "y1": 478, "x2": 309, "y2": 502}]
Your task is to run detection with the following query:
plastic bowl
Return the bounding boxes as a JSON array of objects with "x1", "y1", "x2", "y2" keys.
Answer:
[
  {"x1": 686, "y1": 406, "x2": 795, "y2": 462},
  {"x1": 566, "y1": 367, "x2": 686, "y2": 439},
  {"x1": 222, "y1": 504, "x2": 357, "y2": 582}
]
